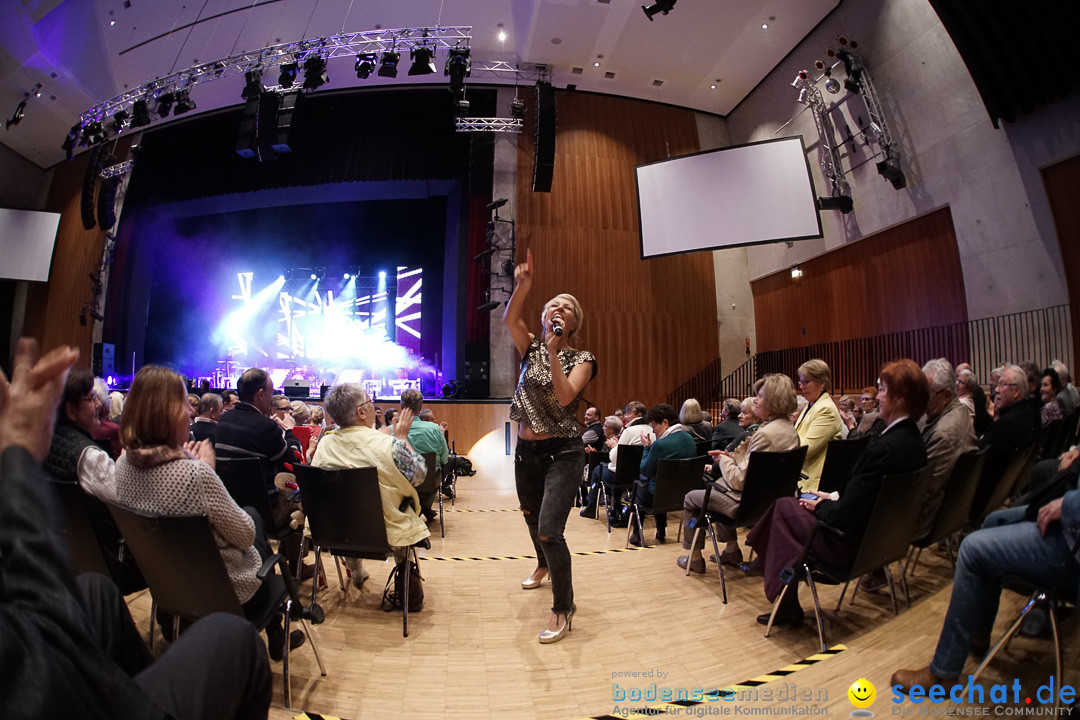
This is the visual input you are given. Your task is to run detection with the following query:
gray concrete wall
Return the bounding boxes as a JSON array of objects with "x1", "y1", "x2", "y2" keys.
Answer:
[
  {"x1": 725, "y1": 0, "x2": 1080, "y2": 321},
  {"x1": 0, "y1": 142, "x2": 48, "y2": 209}
]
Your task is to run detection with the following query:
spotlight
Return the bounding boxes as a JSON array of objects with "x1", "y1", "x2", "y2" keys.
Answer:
[
  {"x1": 408, "y1": 46, "x2": 436, "y2": 76},
  {"x1": 378, "y1": 271, "x2": 386, "y2": 279},
  {"x1": 173, "y1": 89, "x2": 195, "y2": 114},
  {"x1": 487, "y1": 198, "x2": 508, "y2": 211},
  {"x1": 310, "y1": 273, "x2": 317, "y2": 280},
  {"x1": 378, "y1": 51, "x2": 400, "y2": 78},
  {"x1": 62, "y1": 124, "x2": 79, "y2": 160},
  {"x1": 816, "y1": 195, "x2": 854, "y2": 214},
  {"x1": 476, "y1": 301, "x2": 501, "y2": 313},
  {"x1": 5, "y1": 99, "x2": 26, "y2": 130},
  {"x1": 130, "y1": 100, "x2": 152, "y2": 127},
  {"x1": 642, "y1": 0, "x2": 676, "y2": 21},
  {"x1": 444, "y1": 46, "x2": 471, "y2": 94},
  {"x1": 109, "y1": 110, "x2": 129, "y2": 134},
  {"x1": 241, "y1": 70, "x2": 264, "y2": 100},
  {"x1": 155, "y1": 92, "x2": 175, "y2": 116},
  {"x1": 837, "y1": 49, "x2": 863, "y2": 93},
  {"x1": 343, "y1": 273, "x2": 350, "y2": 280},
  {"x1": 81, "y1": 121, "x2": 107, "y2": 146},
  {"x1": 876, "y1": 156, "x2": 907, "y2": 189},
  {"x1": 473, "y1": 246, "x2": 497, "y2": 262},
  {"x1": 355, "y1": 53, "x2": 377, "y2": 79},
  {"x1": 509, "y1": 96, "x2": 525, "y2": 119},
  {"x1": 824, "y1": 77, "x2": 841, "y2": 94},
  {"x1": 278, "y1": 63, "x2": 298, "y2": 88},
  {"x1": 302, "y1": 56, "x2": 328, "y2": 90}
]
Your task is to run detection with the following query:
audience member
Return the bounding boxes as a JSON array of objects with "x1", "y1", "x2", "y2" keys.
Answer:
[
  {"x1": 848, "y1": 386, "x2": 886, "y2": 439},
  {"x1": 731, "y1": 397, "x2": 761, "y2": 448},
  {"x1": 836, "y1": 395, "x2": 857, "y2": 439},
  {"x1": 290, "y1": 401, "x2": 311, "y2": 426},
  {"x1": 677, "y1": 374, "x2": 800, "y2": 573},
  {"x1": 186, "y1": 393, "x2": 199, "y2": 421},
  {"x1": 793, "y1": 359, "x2": 843, "y2": 492},
  {"x1": 221, "y1": 389, "x2": 239, "y2": 412},
  {"x1": 379, "y1": 408, "x2": 399, "y2": 435},
  {"x1": 91, "y1": 377, "x2": 122, "y2": 458},
  {"x1": 710, "y1": 398, "x2": 744, "y2": 450},
  {"x1": 310, "y1": 405, "x2": 325, "y2": 427},
  {"x1": 972, "y1": 364, "x2": 1037, "y2": 516},
  {"x1": 630, "y1": 403, "x2": 697, "y2": 546},
  {"x1": 1051, "y1": 359, "x2": 1079, "y2": 414},
  {"x1": 0, "y1": 338, "x2": 271, "y2": 720},
  {"x1": 581, "y1": 406, "x2": 605, "y2": 452},
  {"x1": 400, "y1": 388, "x2": 450, "y2": 523},
  {"x1": 745, "y1": 359, "x2": 929, "y2": 627},
  {"x1": 677, "y1": 398, "x2": 712, "y2": 444},
  {"x1": 891, "y1": 453, "x2": 1080, "y2": 693},
  {"x1": 108, "y1": 390, "x2": 125, "y2": 422},
  {"x1": 42, "y1": 366, "x2": 145, "y2": 594},
  {"x1": 580, "y1": 401, "x2": 653, "y2": 521},
  {"x1": 1039, "y1": 367, "x2": 1064, "y2": 428},
  {"x1": 191, "y1": 392, "x2": 223, "y2": 443},
  {"x1": 312, "y1": 383, "x2": 429, "y2": 587},
  {"x1": 114, "y1": 365, "x2": 304, "y2": 658}
]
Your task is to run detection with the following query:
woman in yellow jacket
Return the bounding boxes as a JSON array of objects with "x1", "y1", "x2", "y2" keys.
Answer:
[{"x1": 793, "y1": 359, "x2": 842, "y2": 492}]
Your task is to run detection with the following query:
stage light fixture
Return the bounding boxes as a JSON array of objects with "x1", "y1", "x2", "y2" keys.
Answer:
[
  {"x1": 130, "y1": 100, "x2": 152, "y2": 127},
  {"x1": 473, "y1": 246, "x2": 497, "y2": 262},
  {"x1": 378, "y1": 51, "x2": 400, "y2": 78},
  {"x1": 5, "y1": 99, "x2": 26, "y2": 130},
  {"x1": 241, "y1": 70, "x2": 264, "y2": 100},
  {"x1": 82, "y1": 121, "x2": 106, "y2": 146},
  {"x1": 477, "y1": 300, "x2": 501, "y2": 313},
  {"x1": 62, "y1": 124, "x2": 79, "y2": 160},
  {"x1": 310, "y1": 273, "x2": 318, "y2": 280},
  {"x1": 155, "y1": 92, "x2": 175, "y2": 116},
  {"x1": 445, "y1": 47, "x2": 471, "y2": 95},
  {"x1": 825, "y1": 77, "x2": 841, "y2": 94},
  {"x1": 642, "y1": 0, "x2": 676, "y2": 21},
  {"x1": 817, "y1": 195, "x2": 854, "y2": 214},
  {"x1": 109, "y1": 110, "x2": 129, "y2": 134},
  {"x1": 355, "y1": 53, "x2": 377, "y2": 79},
  {"x1": 302, "y1": 56, "x2": 328, "y2": 90},
  {"x1": 876, "y1": 156, "x2": 907, "y2": 189},
  {"x1": 408, "y1": 46, "x2": 436, "y2": 76},
  {"x1": 343, "y1": 273, "x2": 350, "y2": 280},
  {"x1": 278, "y1": 63, "x2": 298, "y2": 88},
  {"x1": 173, "y1": 89, "x2": 195, "y2": 114},
  {"x1": 378, "y1": 271, "x2": 386, "y2": 279},
  {"x1": 509, "y1": 96, "x2": 525, "y2": 119}
]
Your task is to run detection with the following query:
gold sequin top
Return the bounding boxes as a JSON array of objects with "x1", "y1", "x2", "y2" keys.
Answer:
[{"x1": 510, "y1": 338, "x2": 597, "y2": 437}]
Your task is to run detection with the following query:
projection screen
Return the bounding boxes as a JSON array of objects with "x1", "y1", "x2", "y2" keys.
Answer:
[
  {"x1": 635, "y1": 136, "x2": 822, "y2": 259},
  {"x1": 0, "y1": 207, "x2": 61, "y2": 282}
]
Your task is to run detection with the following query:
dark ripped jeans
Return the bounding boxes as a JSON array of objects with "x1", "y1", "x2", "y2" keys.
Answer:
[{"x1": 515, "y1": 437, "x2": 586, "y2": 615}]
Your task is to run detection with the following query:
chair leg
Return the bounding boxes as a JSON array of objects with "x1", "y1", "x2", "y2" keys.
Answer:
[
  {"x1": 708, "y1": 524, "x2": 727, "y2": 605},
  {"x1": 149, "y1": 597, "x2": 157, "y2": 655},
  {"x1": 310, "y1": 546, "x2": 322, "y2": 607},
  {"x1": 883, "y1": 565, "x2": 899, "y2": 616},
  {"x1": 805, "y1": 569, "x2": 827, "y2": 653},
  {"x1": 297, "y1": 617, "x2": 327, "y2": 678},
  {"x1": 1049, "y1": 599, "x2": 1062, "y2": 718},
  {"x1": 282, "y1": 605, "x2": 292, "y2": 709},
  {"x1": 967, "y1": 592, "x2": 1043, "y2": 699},
  {"x1": 906, "y1": 547, "x2": 924, "y2": 578},
  {"x1": 401, "y1": 557, "x2": 410, "y2": 638},
  {"x1": 836, "y1": 581, "x2": 851, "y2": 612},
  {"x1": 763, "y1": 584, "x2": 788, "y2": 638},
  {"x1": 438, "y1": 484, "x2": 445, "y2": 539},
  {"x1": 896, "y1": 559, "x2": 912, "y2": 609},
  {"x1": 333, "y1": 554, "x2": 346, "y2": 593}
]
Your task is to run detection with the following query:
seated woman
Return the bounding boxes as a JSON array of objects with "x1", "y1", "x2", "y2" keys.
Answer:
[
  {"x1": 677, "y1": 398, "x2": 712, "y2": 444},
  {"x1": 676, "y1": 374, "x2": 800, "y2": 573},
  {"x1": 793, "y1": 359, "x2": 843, "y2": 492},
  {"x1": 744, "y1": 359, "x2": 929, "y2": 627},
  {"x1": 1039, "y1": 367, "x2": 1064, "y2": 428},
  {"x1": 114, "y1": 365, "x2": 302, "y2": 658}
]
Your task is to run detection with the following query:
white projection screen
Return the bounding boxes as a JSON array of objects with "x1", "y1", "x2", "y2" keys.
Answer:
[
  {"x1": 635, "y1": 136, "x2": 822, "y2": 259},
  {"x1": 0, "y1": 208, "x2": 61, "y2": 282}
]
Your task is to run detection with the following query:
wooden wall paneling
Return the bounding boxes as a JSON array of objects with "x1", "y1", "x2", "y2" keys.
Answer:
[
  {"x1": 370, "y1": 401, "x2": 511, "y2": 458},
  {"x1": 1041, "y1": 153, "x2": 1080, "y2": 367},
  {"x1": 515, "y1": 92, "x2": 718, "y2": 414}
]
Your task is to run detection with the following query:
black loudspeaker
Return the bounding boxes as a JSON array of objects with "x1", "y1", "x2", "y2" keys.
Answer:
[
  {"x1": 272, "y1": 90, "x2": 302, "y2": 154},
  {"x1": 235, "y1": 97, "x2": 261, "y2": 159},
  {"x1": 81, "y1": 147, "x2": 100, "y2": 230},
  {"x1": 97, "y1": 176, "x2": 120, "y2": 230},
  {"x1": 532, "y1": 81, "x2": 556, "y2": 193},
  {"x1": 93, "y1": 342, "x2": 115, "y2": 377}
]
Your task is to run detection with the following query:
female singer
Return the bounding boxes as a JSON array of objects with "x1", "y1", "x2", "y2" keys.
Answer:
[{"x1": 504, "y1": 249, "x2": 597, "y2": 644}]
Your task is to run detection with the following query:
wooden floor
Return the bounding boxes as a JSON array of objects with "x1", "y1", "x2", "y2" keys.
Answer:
[{"x1": 125, "y1": 449, "x2": 1078, "y2": 719}]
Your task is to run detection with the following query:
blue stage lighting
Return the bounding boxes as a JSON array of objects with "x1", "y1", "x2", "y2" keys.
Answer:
[
  {"x1": 378, "y1": 271, "x2": 386, "y2": 279},
  {"x1": 310, "y1": 273, "x2": 317, "y2": 280},
  {"x1": 343, "y1": 273, "x2": 350, "y2": 280}
]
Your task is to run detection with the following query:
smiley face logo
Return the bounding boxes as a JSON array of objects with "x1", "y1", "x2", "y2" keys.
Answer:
[{"x1": 847, "y1": 678, "x2": 876, "y2": 709}]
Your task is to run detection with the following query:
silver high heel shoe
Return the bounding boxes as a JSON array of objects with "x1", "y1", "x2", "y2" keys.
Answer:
[
  {"x1": 538, "y1": 605, "x2": 575, "y2": 644},
  {"x1": 521, "y1": 568, "x2": 548, "y2": 590}
]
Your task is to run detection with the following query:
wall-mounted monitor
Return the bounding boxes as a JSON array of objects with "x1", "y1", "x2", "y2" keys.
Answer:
[
  {"x1": 635, "y1": 136, "x2": 822, "y2": 259},
  {"x1": 0, "y1": 207, "x2": 61, "y2": 282}
]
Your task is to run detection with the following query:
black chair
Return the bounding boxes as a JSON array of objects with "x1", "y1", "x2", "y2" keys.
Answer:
[
  {"x1": 694, "y1": 439, "x2": 711, "y2": 457},
  {"x1": 416, "y1": 451, "x2": 445, "y2": 538},
  {"x1": 216, "y1": 456, "x2": 302, "y2": 570},
  {"x1": 106, "y1": 502, "x2": 326, "y2": 708},
  {"x1": 626, "y1": 455, "x2": 708, "y2": 548},
  {"x1": 906, "y1": 446, "x2": 988, "y2": 576},
  {"x1": 580, "y1": 451, "x2": 606, "y2": 513},
  {"x1": 293, "y1": 464, "x2": 425, "y2": 638},
  {"x1": 817, "y1": 436, "x2": 871, "y2": 495},
  {"x1": 764, "y1": 466, "x2": 929, "y2": 652},
  {"x1": 969, "y1": 444, "x2": 1036, "y2": 524},
  {"x1": 606, "y1": 443, "x2": 644, "y2": 533},
  {"x1": 687, "y1": 445, "x2": 808, "y2": 603}
]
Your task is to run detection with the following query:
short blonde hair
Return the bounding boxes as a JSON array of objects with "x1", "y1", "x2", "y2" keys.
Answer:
[
  {"x1": 760, "y1": 374, "x2": 798, "y2": 417},
  {"x1": 679, "y1": 398, "x2": 704, "y2": 424},
  {"x1": 291, "y1": 401, "x2": 311, "y2": 425},
  {"x1": 121, "y1": 366, "x2": 188, "y2": 450},
  {"x1": 310, "y1": 405, "x2": 324, "y2": 425},
  {"x1": 541, "y1": 293, "x2": 584, "y2": 337},
  {"x1": 109, "y1": 391, "x2": 125, "y2": 419},
  {"x1": 797, "y1": 359, "x2": 832, "y2": 393}
]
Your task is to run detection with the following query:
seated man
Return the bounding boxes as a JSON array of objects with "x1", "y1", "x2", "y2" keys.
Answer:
[
  {"x1": 710, "y1": 398, "x2": 745, "y2": 451},
  {"x1": 891, "y1": 453, "x2": 1080, "y2": 692},
  {"x1": 400, "y1": 388, "x2": 449, "y2": 522},
  {"x1": 90, "y1": 377, "x2": 121, "y2": 459},
  {"x1": 580, "y1": 401, "x2": 653, "y2": 521},
  {"x1": 312, "y1": 383, "x2": 430, "y2": 587},
  {"x1": 190, "y1": 392, "x2": 223, "y2": 444},
  {"x1": 630, "y1": 403, "x2": 697, "y2": 546},
  {"x1": 580, "y1": 406, "x2": 605, "y2": 453},
  {"x1": 42, "y1": 367, "x2": 145, "y2": 594},
  {"x1": 1, "y1": 338, "x2": 270, "y2": 720}
]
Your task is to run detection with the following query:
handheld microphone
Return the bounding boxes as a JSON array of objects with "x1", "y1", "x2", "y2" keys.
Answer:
[{"x1": 552, "y1": 322, "x2": 564, "y2": 337}]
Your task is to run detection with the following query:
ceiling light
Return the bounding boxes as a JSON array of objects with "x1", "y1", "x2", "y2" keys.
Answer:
[
  {"x1": 593, "y1": 61, "x2": 600, "y2": 67},
  {"x1": 130, "y1": 99, "x2": 152, "y2": 127},
  {"x1": 762, "y1": 23, "x2": 769, "y2": 29},
  {"x1": 355, "y1": 53, "x2": 377, "y2": 80},
  {"x1": 408, "y1": 46, "x2": 436, "y2": 76},
  {"x1": 173, "y1": 89, "x2": 195, "y2": 114},
  {"x1": 497, "y1": 25, "x2": 507, "y2": 42},
  {"x1": 278, "y1": 63, "x2": 298, "y2": 88},
  {"x1": 155, "y1": 92, "x2": 175, "y2": 116},
  {"x1": 302, "y1": 57, "x2": 328, "y2": 90},
  {"x1": 791, "y1": 267, "x2": 802, "y2": 279},
  {"x1": 241, "y1": 70, "x2": 264, "y2": 100},
  {"x1": 378, "y1": 51, "x2": 400, "y2": 78},
  {"x1": 642, "y1": 1, "x2": 676, "y2": 21},
  {"x1": 445, "y1": 47, "x2": 471, "y2": 95}
]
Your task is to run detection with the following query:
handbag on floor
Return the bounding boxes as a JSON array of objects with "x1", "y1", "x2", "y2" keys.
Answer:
[{"x1": 381, "y1": 559, "x2": 424, "y2": 612}]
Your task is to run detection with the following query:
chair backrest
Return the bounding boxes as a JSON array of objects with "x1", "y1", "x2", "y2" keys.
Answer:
[
  {"x1": 106, "y1": 502, "x2": 245, "y2": 621},
  {"x1": 291, "y1": 425, "x2": 314, "y2": 455},
  {"x1": 611, "y1": 443, "x2": 645, "y2": 490},
  {"x1": 651, "y1": 455, "x2": 709, "y2": 514},
  {"x1": 971, "y1": 444, "x2": 1035, "y2": 522},
  {"x1": 293, "y1": 464, "x2": 392, "y2": 560},
  {"x1": 817, "y1": 436, "x2": 872, "y2": 494},
  {"x1": 694, "y1": 439, "x2": 711, "y2": 457},
  {"x1": 920, "y1": 446, "x2": 988, "y2": 545},
  {"x1": 415, "y1": 452, "x2": 441, "y2": 497},
  {"x1": 586, "y1": 451, "x2": 606, "y2": 475},
  {"x1": 734, "y1": 445, "x2": 809, "y2": 528},
  {"x1": 216, "y1": 456, "x2": 277, "y2": 530},
  {"x1": 846, "y1": 466, "x2": 930, "y2": 579},
  {"x1": 47, "y1": 479, "x2": 112, "y2": 577}
]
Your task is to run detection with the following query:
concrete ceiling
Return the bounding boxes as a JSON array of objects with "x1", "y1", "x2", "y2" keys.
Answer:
[{"x1": 0, "y1": 0, "x2": 838, "y2": 169}]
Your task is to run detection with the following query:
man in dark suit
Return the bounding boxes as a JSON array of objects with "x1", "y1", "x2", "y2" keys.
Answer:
[
  {"x1": 970, "y1": 364, "x2": 1036, "y2": 517},
  {"x1": 745, "y1": 359, "x2": 930, "y2": 626},
  {"x1": 190, "y1": 392, "x2": 222, "y2": 443},
  {"x1": 710, "y1": 398, "x2": 745, "y2": 451}
]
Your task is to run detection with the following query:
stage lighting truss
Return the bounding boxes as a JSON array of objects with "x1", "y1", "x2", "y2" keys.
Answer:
[
  {"x1": 455, "y1": 117, "x2": 523, "y2": 133},
  {"x1": 790, "y1": 69, "x2": 849, "y2": 200},
  {"x1": 100, "y1": 159, "x2": 135, "y2": 179}
]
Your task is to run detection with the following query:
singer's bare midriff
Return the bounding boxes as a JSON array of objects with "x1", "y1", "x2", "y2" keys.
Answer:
[{"x1": 518, "y1": 421, "x2": 556, "y2": 441}]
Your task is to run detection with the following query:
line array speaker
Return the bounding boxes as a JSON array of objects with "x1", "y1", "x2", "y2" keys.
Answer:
[
  {"x1": 81, "y1": 147, "x2": 100, "y2": 230},
  {"x1": 97, "y1": 176, "x2": 120, "y2": 230},
  {"x1": 532, "y1": 81, "x2": 556, "y2": 193},
  {"x1": 92, "y1": 342, "x2": 115, "y2": 377}
]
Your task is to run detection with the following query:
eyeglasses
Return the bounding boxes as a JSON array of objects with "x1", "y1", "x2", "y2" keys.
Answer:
[
  {"x1": 995, "y1": 381, "x2": 1021, "y2": 390},
  {"x1": 273, "y1": 405, "x2": 293, "y2": 413}
]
